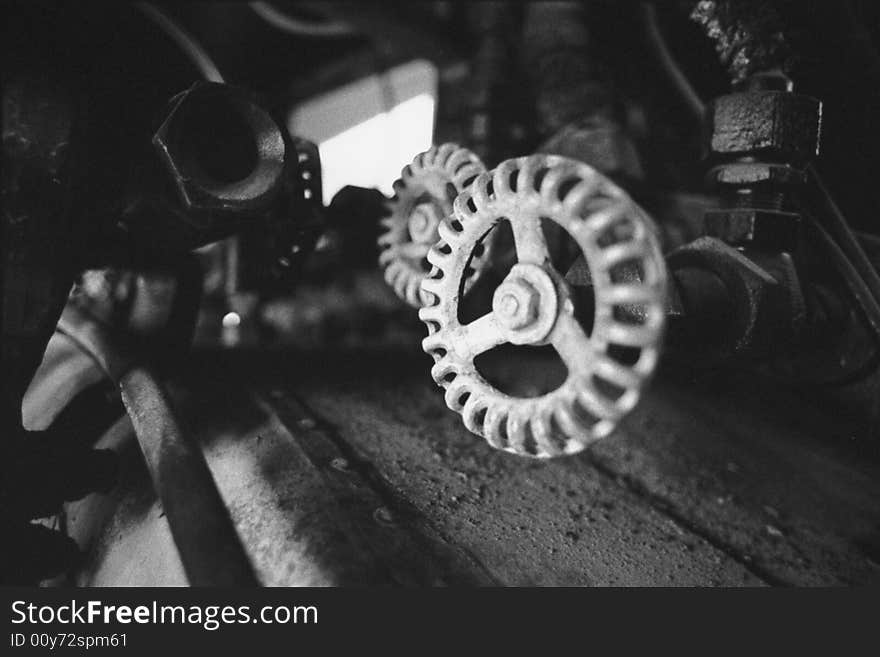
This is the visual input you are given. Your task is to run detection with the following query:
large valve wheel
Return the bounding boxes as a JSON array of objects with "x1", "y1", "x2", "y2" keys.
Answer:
[
  {"x1": 418, "y1": 155, "x2": 668, "y2": 458},
  {"x1": 378, "y1": 143, "x2": 489, "y2": 307}
]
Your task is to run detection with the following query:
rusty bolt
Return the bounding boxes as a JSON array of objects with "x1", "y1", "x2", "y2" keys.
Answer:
[
  {"x1": 707, "y1": 90, "x2": 821, "y2": 165},
  {"x1": 708, "y1": 162, "x2": 807, "y2": 187}
]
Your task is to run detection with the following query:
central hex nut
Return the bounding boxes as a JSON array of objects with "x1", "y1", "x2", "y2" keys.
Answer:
[
  {"x1": 491, "y1": 263, "x2": 560, "y2": 345},
  {"x1": 409, "y1": 203, "x2": 443, "y2": 244},
  {"x1": 494, "y1": 278, "x2": 539, "y2": 330}
]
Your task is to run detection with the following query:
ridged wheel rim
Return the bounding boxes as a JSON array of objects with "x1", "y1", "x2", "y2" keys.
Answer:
[
  {"x1": 418, "y1": 154, "x2": 667, "y2": 458},
  {"x1": 378, "y1": 143, "x2": 488, "y2": 307}
]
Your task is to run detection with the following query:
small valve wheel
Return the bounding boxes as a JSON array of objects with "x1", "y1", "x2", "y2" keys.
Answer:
[
  {"x1": 379, "y1": 143, "x2": 489, "y2": 307},
  {"x1": 419, "y1": 154, "x2": 668, "y2": 458}
]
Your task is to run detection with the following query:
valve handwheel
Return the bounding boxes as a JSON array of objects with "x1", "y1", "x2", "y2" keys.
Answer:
[
  {"x1": 379, "y1": 143, "x2": 489, "y2": 307},
  {"x1": 419, "y1": 155, "x2": 668, "y2": 458}
]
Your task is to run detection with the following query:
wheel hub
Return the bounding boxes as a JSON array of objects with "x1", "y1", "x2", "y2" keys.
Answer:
[
  {"x1": 491, "y1": 263, "x2": 558, "y2": 344},
  {"x1": 408, "y1": 203, "x2": 442, "y2": 244}
]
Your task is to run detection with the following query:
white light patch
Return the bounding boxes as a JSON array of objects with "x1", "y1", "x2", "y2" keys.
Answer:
[
  {"x1": 317, "y1": 94, "x2": 435, "y2": 200},
  {"x1": 222, "y1": 311, "x2": 241, "y2": 328},
  {"x1": 289, "y1": 59, "x2": 438, "y2": 202}
]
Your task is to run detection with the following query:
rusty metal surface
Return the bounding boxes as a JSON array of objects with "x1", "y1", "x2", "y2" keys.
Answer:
[
  {"x1": 707, "y1": 90, "x2": 821, "y2": 165},
  {"x1": 153, "y1": 82, "x2": 286, "y2": 214}
]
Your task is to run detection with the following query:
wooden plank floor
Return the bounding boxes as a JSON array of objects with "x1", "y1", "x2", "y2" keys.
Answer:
[
  {"x1": 211, "y1": 345, "x2": 880, "y2": 586},
  {"x1": 26, "y1": 330, "x2": 880, "y2": 586}
]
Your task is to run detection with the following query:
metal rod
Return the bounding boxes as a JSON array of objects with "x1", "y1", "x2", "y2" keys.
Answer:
[
  {"x1": 57, "y1": 305, "x2": 259, "y2": 586},
  {"x1": 119, "y1": 367, "x2": 259, "y2": 586}
]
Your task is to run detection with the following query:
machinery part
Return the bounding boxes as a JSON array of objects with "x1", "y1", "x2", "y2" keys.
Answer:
[
  {"x1": 703, "y1": 86, "x2": 821, "y2": 251},
  {"x1": 463, "y1": 2, "x2": 530, "y2": 163},
  {"x1": 379, "y1": 144, "x2": 489, "y2": 307},
  {"x1": 153, "y1": 82, "x2": 286, "y2": 215},
  {"x1": 419, "y1": 155, "x2": 667, "y2": 458},
  {"x1": 69, "y1": 259, "x2": 203, "y2": 369},
  {"x1": 0, "y1": 3, "x2": 200, "y2": 583},
  {"x1": 57, "y1": 303, "x2": 259, "y2": 587},
  {"x1": 237, "y1": 136, "x2": 324, "y2": 289},
  {"x1": 693, "y1": 0, "x2": 821, "y2": 250},
  {"x1": 666, "y1": 236, "x2": 806, "y2": 361},
  {"x1": 667, "y1": 231, "x2": 878, "y2": 382},
  {"x1": 538, "y1": 116, "x2": 644, "y2": 182},
  {"x1": 523, "y1": 2, "x2": 643, "y2": 183},
  {"x1": 113, "y1": 81, "x2": 322, "y2": 277},
  {"x1": 706, "y1": 90, "x2": 821, "y2": 167}
]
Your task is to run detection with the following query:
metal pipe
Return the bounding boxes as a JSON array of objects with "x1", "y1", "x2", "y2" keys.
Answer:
[
  {"x1": 135, "y1": 2, "x2": 224, "y2": 83},
  {"x1": 57, "y1": 304, "x2": 259, "y2": 587},
  {"x1": 118, "y1": 368, "x2": 258, "y2": 586},
  {"x1": 639, "y1": 2, "x2": 706, "y2": 121}
]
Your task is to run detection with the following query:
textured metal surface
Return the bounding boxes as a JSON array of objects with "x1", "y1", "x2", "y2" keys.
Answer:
[
  {"x1": 707, "y1": 90, "x2": 821, "y2": 165},
  {"x1": 419, "y1": 155, "x2": 667, "y2": 457},
  {"x1": 237, "y1": 136, "x2": 325, "y2": 289},
  {"x1": 522, "y1": 2, "x2": 641, "y2": 181},
  {"x1": 379, "y1": 143, "x2": 488, "y2": 307},
  {"x1": 153, "y1": 82, "x2": 286, "y2": 214},
  {"x1": 667, "y1": 236, "x2": 789, "y2": 360},
  {"x1": 114, "y1": 81, "x2": 322, "y2": 267}
]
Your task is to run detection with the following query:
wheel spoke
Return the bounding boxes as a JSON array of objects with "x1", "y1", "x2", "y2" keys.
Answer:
[
  {"x1": 548, "y1": 309, "x2": 594, "y2": 374},
  {"x1": 457, "y1": 312, "x2": 507, "y2": 358},
  {"x1": 511, "y1": 215, "x2": 550, "y2": 265}
]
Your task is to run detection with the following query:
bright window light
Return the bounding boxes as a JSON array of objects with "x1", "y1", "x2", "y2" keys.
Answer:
[
  {"x1": 289, "y1": 60, "x2": 437, "y2": 201},
  {"x1": 317, "y1": 94, "x2": 434, "y2": 198}
]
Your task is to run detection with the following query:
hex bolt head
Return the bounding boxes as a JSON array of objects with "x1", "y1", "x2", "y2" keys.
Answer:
[
  {"x1": 707, "y1": 90, "x2": 822, "y2": 165},
  {"x1": 493, "y1": 278, "x2": 539, "y2": 330}
]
